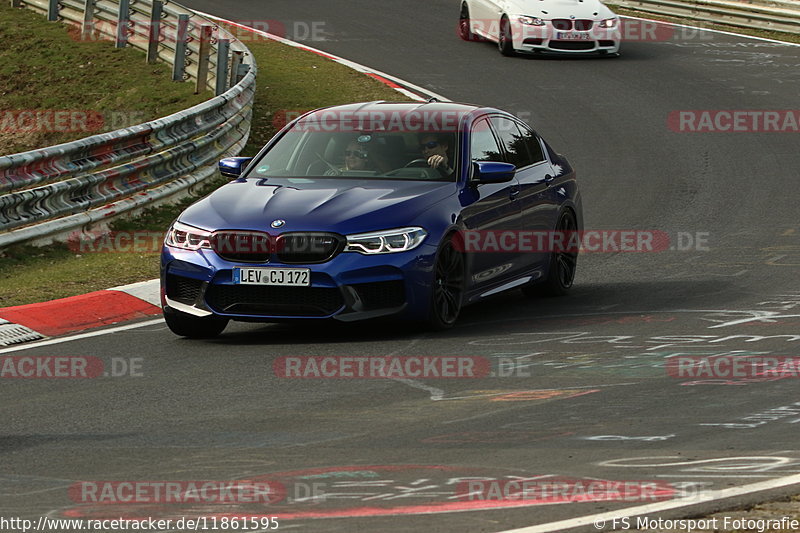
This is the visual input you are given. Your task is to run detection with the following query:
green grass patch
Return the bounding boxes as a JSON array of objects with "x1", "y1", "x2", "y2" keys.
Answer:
[
  {"x1": 0, "y1": 3, "x2": 213, "y2": 155},
  {"x1": 607, "y1": 4, "x2": 800, "y2": 45},
  {"x1": 0, "y1": 14, "x2": 406, "y2": 308},
  {"x1": 0, "y1": 245, "x2": 161, "y2": 306}
]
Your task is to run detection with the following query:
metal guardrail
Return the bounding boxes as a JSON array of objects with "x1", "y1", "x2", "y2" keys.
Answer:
[
  {"x1": 0, "y1": 0, "x2": 256, "y2": 247},
  {"x1": 610, "y1": 0, "x2": 800, "y2": 34}
]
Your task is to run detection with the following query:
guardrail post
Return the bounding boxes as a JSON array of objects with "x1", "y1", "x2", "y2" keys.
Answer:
[
  {"x1": 195, "y1": 24, "x2": 213, "y2": 94},
  {"x1": 215, "y1": 39, "x2": 230, "y2": 95},
  {"x1": 147, "y1": 0, "x2": 163, "y2": 64},
  {"x1": 229, "y1": 50, "x2": 243, "y2": 87},
  {"x1": 116, "y1": 0, "x2": 130, "y2": 48},
  {"x1": 81, "y1": 0, "x2": 95, "y2": 41},
  {"x1": 172, "y1": 14, "x2": 190, "y2": 82},
  {"x1": 47, "y1": 0, "x2": 58, "y2": 21}
]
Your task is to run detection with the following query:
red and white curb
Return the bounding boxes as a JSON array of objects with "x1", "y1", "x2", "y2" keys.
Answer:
[{"x1": 0, "y1": 280, "x2": 160, "y2": 345}]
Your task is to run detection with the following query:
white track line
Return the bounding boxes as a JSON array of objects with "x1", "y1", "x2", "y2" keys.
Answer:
[
  {"x1": 0, "y1": 319, "x2": 164, "y2": 354},
  {"x1": 497, "y1": 473, "x2": 800, "y2": 533}
]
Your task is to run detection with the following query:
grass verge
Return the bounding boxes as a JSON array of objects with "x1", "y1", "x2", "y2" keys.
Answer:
[{"x1": 0, "y1": 16, "x2": 406, "y2": 308}]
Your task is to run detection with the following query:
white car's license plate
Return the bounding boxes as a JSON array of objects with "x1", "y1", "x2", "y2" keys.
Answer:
[
  {"x1": 556, "y1": 32, "x2": 590, "y2": 40},
  {"x1": 233, "y1": 267, "x2": 311, "y2": 286}
]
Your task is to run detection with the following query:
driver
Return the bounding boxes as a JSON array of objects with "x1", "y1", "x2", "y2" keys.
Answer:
[{"x1": 419, "y1": 133, "x2": 454, "y2": 177}]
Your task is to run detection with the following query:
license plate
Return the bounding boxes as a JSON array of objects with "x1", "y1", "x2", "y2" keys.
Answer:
[
  {"x1": 556, "y1": 32, "x2": 590, "y2": 40},
  {"x1": 233, "y1": 267, "x2": 310, "y2": 286}
]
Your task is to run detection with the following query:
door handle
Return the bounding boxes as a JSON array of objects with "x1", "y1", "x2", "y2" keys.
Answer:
[
  {"x1": 510, "y1": 186, "x2": 520, "y2": 199},
  {"x1": 544, "y1": 174, "x2": 554, "y2": 184}
]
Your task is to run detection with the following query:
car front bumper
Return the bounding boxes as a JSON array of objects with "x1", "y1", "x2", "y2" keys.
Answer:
[
  {"x1": 513, "y1": 23, "x2": 621, "y2": 54},
  {"x1": 160, "y1": 243, "x2": 439, "y2": 323}
]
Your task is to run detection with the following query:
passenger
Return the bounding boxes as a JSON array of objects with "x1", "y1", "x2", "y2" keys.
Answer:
[
  {"x1": 343, "y1": 140, "x2": 371, "y2": 171},
  {"x1": 325, "y1": 139, "x2": 385, "y2": 175}
]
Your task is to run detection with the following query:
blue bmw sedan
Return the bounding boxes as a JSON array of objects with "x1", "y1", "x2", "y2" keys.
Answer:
[{"x1": 160, "y1": 101, "x2": 582, "y2": 337}]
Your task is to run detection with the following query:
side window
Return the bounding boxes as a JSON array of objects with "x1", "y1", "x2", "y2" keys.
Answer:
[
  {"x1": 470, "y1": 119, "x2": 503, "y2": 162},
  {"x1": 517, "y1": 123, "x2": 545, "y2": 164},
  {"x1": 490, "y1": 116, "x2": 532, "y2": 168}
]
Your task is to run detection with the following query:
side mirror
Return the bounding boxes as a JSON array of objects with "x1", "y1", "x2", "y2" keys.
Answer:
[
  {"x1": 219, "y1": 157, "x2": 253, "y2": 179},
  {"x1": 472, "y1": 161, "x2": 516, "y2": 184}
]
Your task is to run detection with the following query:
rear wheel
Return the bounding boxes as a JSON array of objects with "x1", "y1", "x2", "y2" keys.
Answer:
[
  {"x1": 498, "y1": 16, "x2": 515, "y2": 56},
  {"x1": 427, "y1": 236, "x2": 465, "y2": 329},
  {"x1": 164, "y1": 308, "x2": 229, "y2": 338},
  {"x1": 522, "y1": 210, "x2": 578, "y2": 297}
]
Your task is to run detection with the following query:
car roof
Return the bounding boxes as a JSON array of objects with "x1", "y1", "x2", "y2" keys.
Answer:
[
  {"x1": 306, "y1": 100, "x2": 484, "y2": 117},
  {"x1": 295, "y1": 101, "x2": 513, "y2": 132}
]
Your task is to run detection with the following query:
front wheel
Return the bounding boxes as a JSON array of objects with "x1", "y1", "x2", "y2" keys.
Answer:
[
  {"x1": 522, "y1": 210, "x2": 578, "y2": 297},
  {"x1": 458, "y1": 4, "x2": 481, "y2": 41},
  {"x1": 164, "y1": 308, "x2": 229, "y2": 338},
  {"x1": 498, "y1": 16, "x2": 516, "y2": 56},
  {"x1": 427, "y1": 236, "x2": 465, "y2": 329}
]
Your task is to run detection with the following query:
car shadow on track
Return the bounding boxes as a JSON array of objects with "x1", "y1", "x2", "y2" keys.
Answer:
[
  {"x1": 461, "y1": 278, "x2": 739, "y2": 326},
  {"x1": 200, "y1": 278, "x2": 736, "y2": 344}
]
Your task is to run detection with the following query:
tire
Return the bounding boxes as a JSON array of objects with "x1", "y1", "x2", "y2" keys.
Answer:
[
  {"x1": 427, "y1": 235, "x2": 465, "y2": 330},
  {"x1": 458, "y1": 4, "x2": 480, "y2": 41},
  {"x1": 164, "y1": 307, "x2": 229, "y2": 338},
  {"x1": 522, "y1": 210, "x2": 578, "y2": 297},
  {"x1": 498, "y1": 16, "x2": 516, "y2": 56}
]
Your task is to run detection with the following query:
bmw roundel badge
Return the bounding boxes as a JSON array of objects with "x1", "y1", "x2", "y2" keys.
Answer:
[{"x1": 271, "y1": 219, "x2": 286, "y2": 228}]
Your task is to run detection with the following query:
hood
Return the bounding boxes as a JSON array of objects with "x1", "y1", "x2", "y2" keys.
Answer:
[
  {"x1": 509, "y1": 0, "x2": 616, "y2": 19},
  {"x1": 179, "y1": 178, "x2": 456, "y2": 234}
]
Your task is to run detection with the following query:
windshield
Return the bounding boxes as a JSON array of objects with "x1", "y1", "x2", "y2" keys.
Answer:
[{"x1": 246, "y1": 120, "x2": 459, "y2": 181}]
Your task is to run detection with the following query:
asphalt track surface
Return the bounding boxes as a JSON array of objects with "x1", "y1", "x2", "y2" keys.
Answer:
[{"x1": 2, "y1": 1, "x2": 800, "y2": 532}]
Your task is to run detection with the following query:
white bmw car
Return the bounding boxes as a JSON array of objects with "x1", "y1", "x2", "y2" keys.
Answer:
[{"x1": 458, "y1": 0, "x2": 621, "y2": 56}]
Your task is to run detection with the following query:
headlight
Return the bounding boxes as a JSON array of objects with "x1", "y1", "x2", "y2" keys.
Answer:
[
  {"x1": 165, "y1": 221, "x2": 212, "y2": 250},
  {"x1": 344, "y1": 227, "x2": 427, "y2": 255},
  {"x1": 517, "y1": 15, "x2": 546, "y2": 26},
  {"x1": 599, "y1": 17, "x2": 618, "y2": 28}
]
